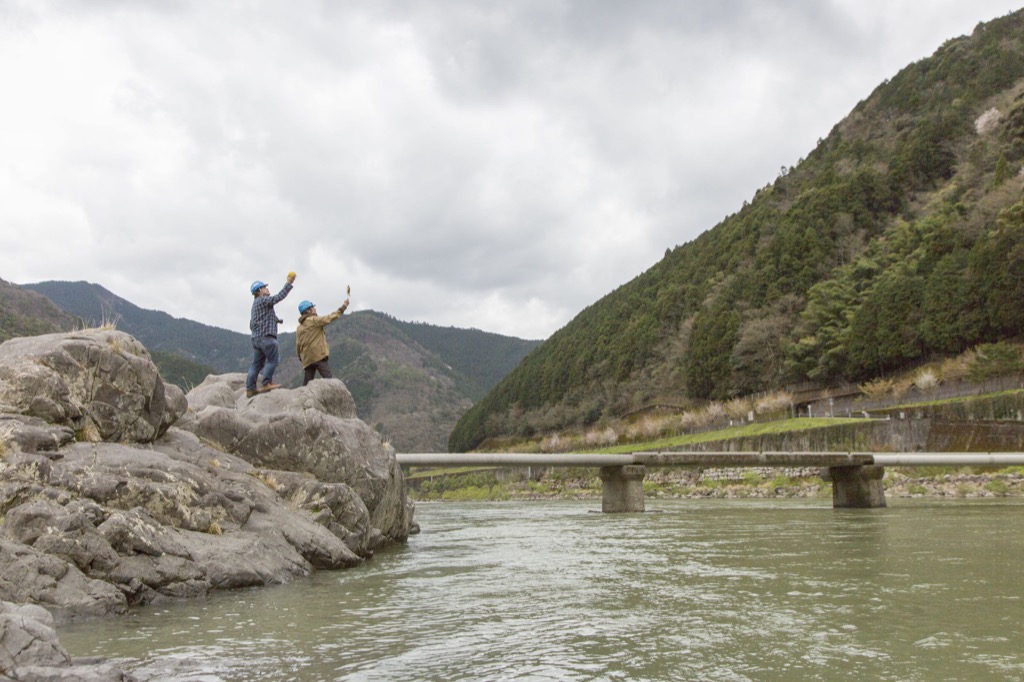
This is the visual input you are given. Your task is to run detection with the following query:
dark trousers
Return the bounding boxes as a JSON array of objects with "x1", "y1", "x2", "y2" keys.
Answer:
[
  {"x1": 303, "y1": 357, "x2": 333, "y2": 386},
  {"x1": 247, "y1": 336, "x2": 280, "y2": 391}
]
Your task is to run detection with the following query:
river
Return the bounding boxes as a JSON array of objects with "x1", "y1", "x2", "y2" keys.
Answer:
[{"x1": 58, "y1": 498, "x2": 1024, "y2": 681}]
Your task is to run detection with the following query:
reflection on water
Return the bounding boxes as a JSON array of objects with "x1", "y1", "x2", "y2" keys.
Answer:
[{"x1": 59, "y1": 499, "x2": 1024, "y2": 681}]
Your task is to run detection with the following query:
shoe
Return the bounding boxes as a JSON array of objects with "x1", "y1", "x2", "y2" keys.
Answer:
[
  {"x1": 245, "y1": 390, "x2": 258, "y2": 398},
  {"x1": 260, "y1": 382, "x2": 282, "y2": 392}
]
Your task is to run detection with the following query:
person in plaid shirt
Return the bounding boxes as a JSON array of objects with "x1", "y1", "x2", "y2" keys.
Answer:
[{"x1": 245, "y1": 272, "x2": 296, "y2": 397}]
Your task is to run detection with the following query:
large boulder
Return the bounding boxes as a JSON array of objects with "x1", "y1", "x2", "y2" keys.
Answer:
[
  {"x1": 0, "y1": 330, "x2": 186, "y2": 444},
  {"x1": 180, "y1": 374, "x2": 414, "y2": 544},
  {"x1": 1, "y1": 434, "x2": 365, "y2": 613},
  {"x1": 0, "y1": 330, "x2": 416, "y2": 630}
]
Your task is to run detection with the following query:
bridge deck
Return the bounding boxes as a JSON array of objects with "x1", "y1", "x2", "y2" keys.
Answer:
[
  {"x1": 395, "y1": 453, "x2": 634, "y2": 467},
  {"x1": 631, "y1": 451, "x2": 874, "y2": 467},
  {"x1": 396, "y1": 451, "x2": 1024, "y2": 468},
  {"x1": 396, "y1": 451, "x2": 876, "y2": 468}
]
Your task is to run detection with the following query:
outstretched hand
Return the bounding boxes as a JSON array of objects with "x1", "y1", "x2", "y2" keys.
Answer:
[{"x1": 287, "y1": 271, "x2": 296, "y2": 284}]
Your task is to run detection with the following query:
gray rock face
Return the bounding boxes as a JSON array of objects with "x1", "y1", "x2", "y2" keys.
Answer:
[
  {"x1": 0, "y1": 330, "x2": 416, "y2": 636},
  {"x1": 0, "y1": 330, "x2": 186, "y2": 444},
  {"x1": 0, "y1": 600, "x2": 134, "y2": 681},
  {"x1": 180, "y1": 374, "x2": 413, "y2": 544},
  {"x1": 0, "y1": 539, "x2": 127, "y2": 624}
]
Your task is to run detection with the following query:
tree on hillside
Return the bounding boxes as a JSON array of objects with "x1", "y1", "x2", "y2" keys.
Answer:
[
  {"x1": 685, "y1": 294, "x2": 741, "y2": 400},
  {"x1": 730, "y1": 295, "x2": 801, "y2": 394},
  {"x1": 970, "y1": 200, "x2": 1024, "y2": 337},
  {"x1": 845, "y1": 265, "x2": 926, "y2": 378}
]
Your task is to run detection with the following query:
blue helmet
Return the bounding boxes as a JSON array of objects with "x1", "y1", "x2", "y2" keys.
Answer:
[
  {"x1": 298, "y1": 300, "x2": 315, "y2": 314},
  {"x1": 250, "y1": 280, "x2": 267, "y2": 294}
]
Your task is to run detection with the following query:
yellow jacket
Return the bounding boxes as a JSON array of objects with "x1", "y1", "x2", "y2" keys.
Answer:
[{"x1": 296, "y1": 303, "x2": 347, "y2": 368}]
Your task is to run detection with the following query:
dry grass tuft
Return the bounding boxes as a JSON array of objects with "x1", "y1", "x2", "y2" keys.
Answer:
[
  {"x1": 754, "y1": 391, "x2": 794, "y2": 415},
  {"x1": 702, "y1": 402, "x2": 726, "y2": 424},
  {"x1": 913, "y1": 369, "x2": 939, "y2": 391},
  {"x1": 250, "y1": 471, "x2": 280, "y2": 491},
  {"x1": 76, "y1": 421, "x2": 102, "y2": 443},
  {"x1": 859, "y1": 377, "x2": 894, "y2": 400},
  {"x1": 584, "y1": 427, "x2": 618, "y2": 447},
  {"x1": 937, "y1": 354, "x2": 971, "y2": 382},
  {"x1": 724, "y1": 397, "x2": 752, "y2": 420}
]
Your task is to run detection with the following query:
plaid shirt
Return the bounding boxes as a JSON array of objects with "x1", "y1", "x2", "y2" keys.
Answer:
[{"x1": 250, "y1": 283, "x2": 292, "y2": 338}]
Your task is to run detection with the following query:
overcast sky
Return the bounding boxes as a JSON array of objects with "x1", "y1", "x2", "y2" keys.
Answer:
[{"x1": 2, "y1": 2, "x2": 1021, "y2": 340}]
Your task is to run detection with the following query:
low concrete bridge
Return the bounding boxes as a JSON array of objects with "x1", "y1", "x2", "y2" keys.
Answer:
[{"x1": 395, "y1": 451, "x2": 1024, "y2": 512}]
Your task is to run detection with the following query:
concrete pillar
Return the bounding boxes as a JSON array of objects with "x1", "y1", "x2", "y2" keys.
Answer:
[
  {"x1": 822, "y1": 465, "x2": 887, "y2": 508},
  {"x1": 600, "y1": 465, "x2": 646, "y2": 513}
]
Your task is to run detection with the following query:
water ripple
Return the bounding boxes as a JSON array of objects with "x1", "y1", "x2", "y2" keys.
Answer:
[{"x1": 58, "y1": 499, "x2": 1024, "y2": 681}]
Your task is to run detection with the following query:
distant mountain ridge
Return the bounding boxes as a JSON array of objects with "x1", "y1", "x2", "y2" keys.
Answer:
[
  {"x1": 16, "y1": 280, "x2": 540, "y2": 452},
  {"x1": 0, "y1": 277, "x2": 81, "y2": 342},
  {"x1": 24, "y1": 280, "x2": 250, "y2": 373},
  {"x1": 367, "y1": 312, "x2": 541, "y2": 402},
  {"x1": 450, "y1": 8, "x2": 1024, "y2": 451}
]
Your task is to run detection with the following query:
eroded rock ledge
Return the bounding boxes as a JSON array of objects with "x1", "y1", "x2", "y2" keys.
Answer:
[{"x1": 0, "y1": 330, "x2": 416, "y2": 677}]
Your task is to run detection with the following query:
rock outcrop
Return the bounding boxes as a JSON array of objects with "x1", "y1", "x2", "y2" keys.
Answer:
[
  {"x1": 178, "y1": 373, "x2": 413, "y2": 547},
  {"x1": 0, "y1": 330, "x2": 186, "y2": 445},
  {"x1": 0, "y1": 328, "x2": 416, "y2": 669},
  {"x1": 0, "y1": 600, "x2": 134, "y2": 681}
]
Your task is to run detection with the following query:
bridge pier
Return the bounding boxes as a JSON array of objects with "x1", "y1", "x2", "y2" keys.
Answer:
[
  {"x1": 600, "y1": 465, "x2": 646, "y2": 513},
  {"x1": 823, "y1": 465, "x2": 887, "y2": 508}
]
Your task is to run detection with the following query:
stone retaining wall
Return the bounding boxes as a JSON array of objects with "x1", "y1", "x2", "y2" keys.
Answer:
[
  {"x1": 700, "y1": 467, "x2": 822, "y2": 481},
  {"x1": 676, "y1": 418, "x2": 1024, "y2": 454}
]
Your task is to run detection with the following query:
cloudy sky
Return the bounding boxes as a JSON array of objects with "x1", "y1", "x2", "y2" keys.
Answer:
[{"x1": 2, "y1": 1, "x2": 1021, "y2": 340}]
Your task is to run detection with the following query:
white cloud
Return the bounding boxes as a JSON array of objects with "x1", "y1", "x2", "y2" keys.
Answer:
[{"x1": 1, "y1": 0, "x2": 1021, "y2": 339}]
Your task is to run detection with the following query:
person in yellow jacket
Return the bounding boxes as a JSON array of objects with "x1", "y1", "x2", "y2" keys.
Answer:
[{"x1": 296, "y1": 297, "x2": 349, "y2": 386}]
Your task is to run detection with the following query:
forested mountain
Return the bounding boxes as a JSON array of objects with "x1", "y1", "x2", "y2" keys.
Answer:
[
  {"x1": 450, "y1": 9, "x2": 1024, "y2": 452},
  {"x1": 0, "y1": 277, "x2": 81, "y2": 341},
  {"x1": 365, "y1": 312, "x2": 541, "y2": 401},
  {"x1": 16, "y1": 280, "x2": 537, "y2": 452},
  {"x1": 24, "y1": 280, "x2": 250, "y2": 373}
]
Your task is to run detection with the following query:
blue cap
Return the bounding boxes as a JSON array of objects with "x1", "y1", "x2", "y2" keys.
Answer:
[
  {"x1": 250, "y1": 280, "x2": 267, "y2": 294},
  {"x1": 298, "y1": 300, "x2": 315, "y2": 314}
]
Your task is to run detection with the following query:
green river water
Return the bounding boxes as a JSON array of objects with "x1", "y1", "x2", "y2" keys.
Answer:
[{"x1": 58, "y1": 498, "x2": 1024, "y2": 681}]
